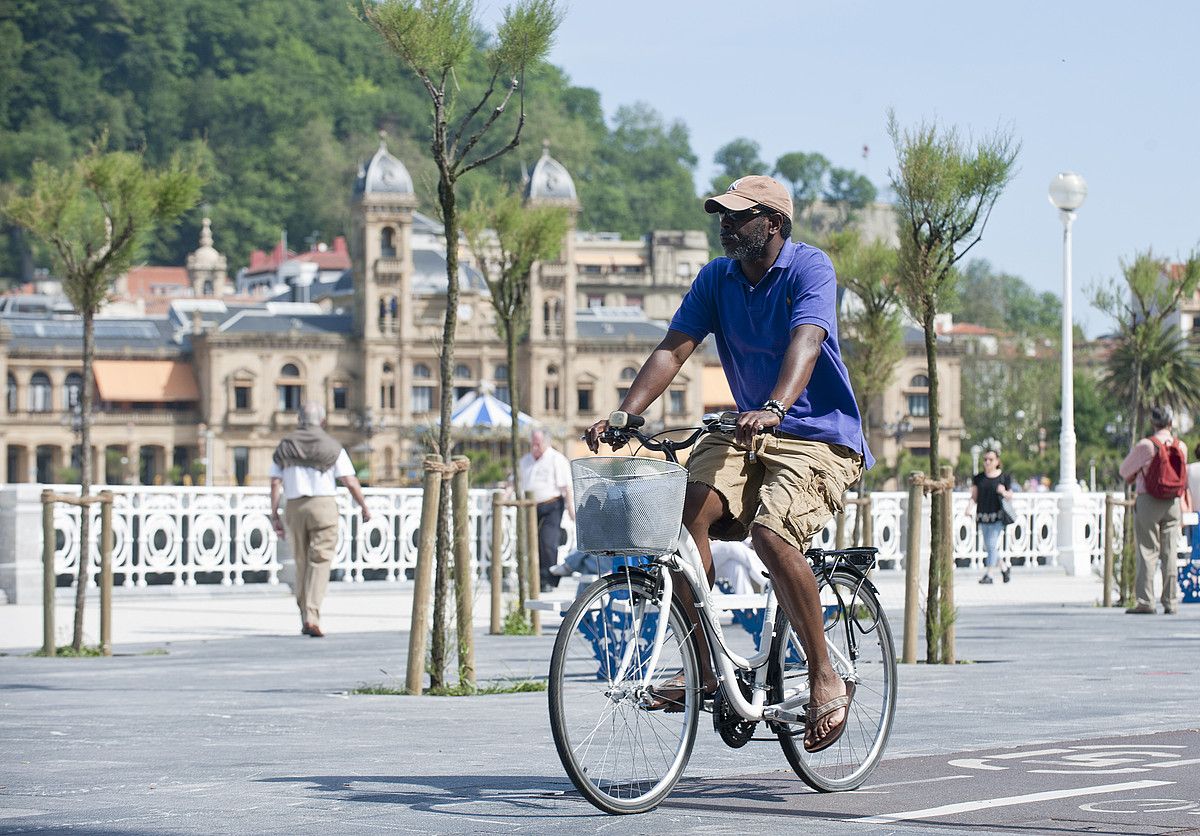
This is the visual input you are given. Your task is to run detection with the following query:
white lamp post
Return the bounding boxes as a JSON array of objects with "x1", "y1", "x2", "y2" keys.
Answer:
[{"x1": 1048, "y1": 172, "x2": 1087, "y2": 493}]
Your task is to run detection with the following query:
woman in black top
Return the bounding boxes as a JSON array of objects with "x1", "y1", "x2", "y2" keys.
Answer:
[{"x1": 971, "y1": 449, "x2": 1013, "y2": 584}]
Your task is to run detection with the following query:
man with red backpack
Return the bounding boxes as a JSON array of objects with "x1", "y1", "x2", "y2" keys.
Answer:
[{"x1": 1119, "y1": 405, "x2": 1189, "y2": 614}]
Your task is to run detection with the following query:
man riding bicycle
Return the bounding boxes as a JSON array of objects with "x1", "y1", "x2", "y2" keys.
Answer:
[{"x1": 585, "y1": 174, "x2": 874, "y2": 753}]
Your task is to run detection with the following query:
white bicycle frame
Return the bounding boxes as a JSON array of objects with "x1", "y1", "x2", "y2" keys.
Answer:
[{"x1": 608, "y1": 525, "x2": 782, "y2": 723}]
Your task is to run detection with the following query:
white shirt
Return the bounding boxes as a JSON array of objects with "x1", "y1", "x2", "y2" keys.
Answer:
[
  {"x1": 1188, "y1": 461, "x2": 1200, "y2": 513},
  {"x1": 518, "y1": 448, "x2": 571, "y2": 504},
  {"x1": 269, "y1": 450, "x2": 354, "y2": 500}
]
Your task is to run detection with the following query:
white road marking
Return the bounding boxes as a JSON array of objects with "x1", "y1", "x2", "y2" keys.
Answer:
[
  {"x1": 851, "y1": 779, "x2": 1174, "y2": 824},
  {"x1": 861, "y1": 775, "x2": 974, "y2": 790},
  {"x1": 948, "y1": 748, "x2": 1073, "y2": 771}
]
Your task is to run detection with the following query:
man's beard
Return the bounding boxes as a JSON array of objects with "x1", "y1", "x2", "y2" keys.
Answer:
[{"x1": 722, "y1": 223, "x2": 770, "y2": 261}]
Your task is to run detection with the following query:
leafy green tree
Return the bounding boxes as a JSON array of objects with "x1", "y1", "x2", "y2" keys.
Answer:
[
  {"x1": 774, "y1": 151, "x2": 829, "y2": 223},
  {"x1": 710, "y1": 137, "x2": 767, "y2": 194},
  {"x1": 954, "y1": 259, "x2": 1061, "y2": 338},
  {"x1": 825, "y1": 229, "x2": 903, "y2": 485},
  {"x1": 2, "y1": 141, "x2": 201, "y2": 651},
  {"x1": 360, "y1": 0, "x2": 562, "y2": 690},
  {"x1": 888, "y1": 110, "x2": 1018, "y2": 665},
  {"x1": 1091, "y1": 250, "x2": 1200, "y2": 442},
  {"x1": 823, "y1": 167, "x2": 876, "y2": 227},
  {"x1": 462, "y1": 189, "x2": 568, "y2": 622}
]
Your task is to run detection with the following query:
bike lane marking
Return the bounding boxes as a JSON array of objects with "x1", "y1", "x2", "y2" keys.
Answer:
[{"x1": 850, "y1": 779, "x2": 1173, "y2": 825}]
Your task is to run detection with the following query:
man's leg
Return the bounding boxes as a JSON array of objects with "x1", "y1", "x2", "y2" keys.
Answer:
[
  {"x1": 1133, "y1": 495, "x2": 1160, "y2": 610},
  {"x1": 673, "y1": 481, "x2": 727, "y2": 692},
  {"x1": 286, "y1": 501, "x2": 311, "y2": 627},
  {"x1": 1158, "y1": 500, "x2": 1181, "y2": 611},
  {"x1": 301, "y1": 497, "x2": 339, "y2": 628},
  {"x1": 751, "y1": 524, "x2": 846, "y2": 743},
  {"x1": 537, "y1": 499, "x2": 564, "y2": 588}
]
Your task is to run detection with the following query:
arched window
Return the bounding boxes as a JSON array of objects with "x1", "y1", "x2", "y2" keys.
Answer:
[
  {"x1": 29, "y1": 372, "x2": 51, "y2": 413},
  {"x1": 544, "y1": 364, "x2": 560, "y2": 413},
  {"x1": 910, "y1": 374, "x2": 930, "y2": 388},
  {"x1": 5, "y1": 373, "x2": 16, "y2": 414},
  {"x1": 277, "y1": 364, "x2": 304, "y2": 412},
  {"x1": 380, "y1": 362, "x2": 396, "y2": 410},
  {"x1": 454, "y1": 363, "x2": 471, "y2": 380},
  {"x1": 620, "y1": 367, "x2": 638, "y2": 381},
  {"x1": 378, "y1": 295, "x2": 399, "y2": 334},
  {"x1": 380, "y1": 227, "x2": 397, "y2": 258},
  {"x1": 494, "y1": 364, "x2": 510, "y2": 404},
  {"x1": 413, "y1": 363, "x2": 432, "y2": 379},
  {"x1": 64, "y1": 372, "x2": 83, "y2": 410},
  {"x1": 542, "y1": 296, "x2": 563, "y2": 337}
]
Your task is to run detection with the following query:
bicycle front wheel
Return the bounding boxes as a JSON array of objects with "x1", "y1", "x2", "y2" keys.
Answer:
[
  {"x1": 548, "y1": 569, "x2": 700, "y2": 814},
  {"x1": 769, "y1": 570, "x2": 897, "y2": 791}
]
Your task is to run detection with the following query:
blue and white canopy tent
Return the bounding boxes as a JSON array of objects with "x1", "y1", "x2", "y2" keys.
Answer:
[{"x1": 450, "y1": 383, "x2": 535, "y2": 431}]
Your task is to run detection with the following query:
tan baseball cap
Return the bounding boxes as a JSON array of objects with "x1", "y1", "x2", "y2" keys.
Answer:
[{"x1": 704, "y1": 175, "x2": 793, "y2": 219}]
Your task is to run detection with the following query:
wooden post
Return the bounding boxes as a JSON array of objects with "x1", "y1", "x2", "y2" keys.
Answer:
[
  {"x1": 902, "y1": 473, "x2": 923, "y2": 664},
  {"x1": 490, "y1": 491, "x2": 504, "y2": 634},
  {"x1": 523, "y1": 491, "x2": 541, "y2": 636},
  {"x1": 1103, "y1": 494, "x2": 1115, "y2": 608},
  {"x1": 939, "y1": 467, "x2": 956, "y2": 665},
  {"x1": 99, "y1": 492, "x2": 114, "y2": 657},
  {"x1": 451, "y1": 456, "x2": 475, "y2": 688},
  {"x1": 862, "y1": 495, "x2": 874, "y2": 549},
  {"x1": 406, "y1": 457, "x2": 442, "y2": 695},
  {"x1": 41, "y1": 490, "x2": 56, "y2": 657},
  {"x1": 835, "y1": 507, "x2": 846, "y2": 550}
]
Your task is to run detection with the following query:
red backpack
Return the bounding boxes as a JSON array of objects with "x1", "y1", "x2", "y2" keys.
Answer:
[{"x1": 1145, "y1": 435, "x2": 1187, "y2": 500}]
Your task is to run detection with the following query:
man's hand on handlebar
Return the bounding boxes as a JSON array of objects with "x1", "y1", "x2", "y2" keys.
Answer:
[
  {"x1": 734, "y1": 409, "x2": 781, "y2": 447},
  {"x1": 585, "y1": 418, "x2": 624, "y2": 453}
]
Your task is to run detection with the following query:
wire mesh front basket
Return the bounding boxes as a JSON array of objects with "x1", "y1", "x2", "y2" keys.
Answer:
[{"x1": 571, "y1": 457, "x2": 687, "y2": 557}]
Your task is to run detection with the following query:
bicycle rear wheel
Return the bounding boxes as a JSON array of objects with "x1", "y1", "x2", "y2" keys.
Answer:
[
  {"x1": 548, "y1": 569, "x2": 700, "y2": 814},
  {"x1": 768, "y1": 570, "x2": 896, "y2": 791}
]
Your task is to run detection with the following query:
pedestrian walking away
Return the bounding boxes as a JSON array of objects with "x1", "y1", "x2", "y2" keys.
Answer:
[
  {"x1": 971, "y1": 448, "x2": 1013, "y2": 584},
  {"x1": 585, "y1": 173, "x2": 874, "y2": 753},
  {"x1": 518, "y1": 429, "x2": 574, "y2": 592},
  {"x1": 269, "y1": 402, "x2": 371, "y2": 637},
  {"x1": 1119, "y1": 405, "x2": 1189, "y2": 614}
]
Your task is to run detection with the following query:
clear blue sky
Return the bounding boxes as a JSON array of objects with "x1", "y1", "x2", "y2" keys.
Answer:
[{"x1": 486, "y1": 1, "x2": 1200, "y2": 336}]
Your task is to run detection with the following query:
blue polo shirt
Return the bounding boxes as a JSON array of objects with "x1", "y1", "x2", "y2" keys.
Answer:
[{"x1": 669, "y1": 239, "x2": 874, "y2": 468}]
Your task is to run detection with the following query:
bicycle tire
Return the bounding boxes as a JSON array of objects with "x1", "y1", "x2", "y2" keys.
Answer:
[
  {"x1": 548, "y1": 569, "x2": 700, "y2": 814},
  {"x1": 768, "y1": 569, "x2": 897, "y2": 792}
]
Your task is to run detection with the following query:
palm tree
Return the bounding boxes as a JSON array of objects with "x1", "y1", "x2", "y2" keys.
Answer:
[{"x1": 1101, "y1": 322, "x2": 1200, "y2": 440}]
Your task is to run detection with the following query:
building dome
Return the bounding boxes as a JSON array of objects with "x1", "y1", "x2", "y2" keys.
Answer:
[
  {"x1": 354, "y1": 135, "x2": 414, "y2": 196},
  {"x1": 525, "y1": 140, "x2": 577, "y2": 203},
  {"x1": 187, "y1": 218, "x2": 225, "y2": 272}
]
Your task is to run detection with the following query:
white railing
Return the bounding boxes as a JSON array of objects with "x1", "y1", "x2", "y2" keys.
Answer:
[
  {"x1": 4, "y1": 485, "x2": 1124, "y2": 596},
  {"x1": 35, "y1": 485, "x2": 528, "y2": 590}
]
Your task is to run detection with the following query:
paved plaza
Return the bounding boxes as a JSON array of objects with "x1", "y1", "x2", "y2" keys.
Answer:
[{"x1": 2, "y1": 569, "x2": 1198, "y2": 834}]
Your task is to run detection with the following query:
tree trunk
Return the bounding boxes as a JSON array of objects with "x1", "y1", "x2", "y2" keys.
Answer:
[
  {"x1": 430, "y1": 173, "x2": 460, "y2": 688},
  {"x1": 72, "y1": 311, "x2": 95, "y2": 651},
  {"x1": 506, "y1": 326, "x2": 528, "y2": 621},
  {"x1": 921, "y1": 304, "x2": 945, "y2": 664}
]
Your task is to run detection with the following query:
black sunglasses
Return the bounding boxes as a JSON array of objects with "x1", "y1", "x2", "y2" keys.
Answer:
[{"x1": 716, "y1": 205, "x2": 773, "y2": 224}]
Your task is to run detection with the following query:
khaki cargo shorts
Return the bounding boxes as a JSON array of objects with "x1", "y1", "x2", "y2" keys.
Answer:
[{"x1": 686, "y1": 433, "x2": 863, "y2": 552}]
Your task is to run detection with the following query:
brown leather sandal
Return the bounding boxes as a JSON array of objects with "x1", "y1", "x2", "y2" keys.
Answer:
[{"x1": 803, "y1": 681, "x2": 855, "y2": 753}]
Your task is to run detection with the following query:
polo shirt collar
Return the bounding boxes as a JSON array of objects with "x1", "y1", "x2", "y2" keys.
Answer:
[{"x1": 728, "y1": 239, "x2": 799, "y2": 286}]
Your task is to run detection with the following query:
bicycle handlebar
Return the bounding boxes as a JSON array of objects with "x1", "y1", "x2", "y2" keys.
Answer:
[{"x1": 594, "y1": 411, "x2": 768, "y2": 463}]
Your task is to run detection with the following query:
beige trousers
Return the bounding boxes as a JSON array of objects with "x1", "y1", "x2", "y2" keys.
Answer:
[
  {"x1": 1133, "y1": 492, "x2": 1180, "y2": 610},
  {"x1": 285, "y1": 495, "x2": 340, "y2": 625}
]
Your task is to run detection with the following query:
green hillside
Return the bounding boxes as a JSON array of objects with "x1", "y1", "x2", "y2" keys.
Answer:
[{"x1": 0, "y1": 0, "x2": 706, "y2": 279}]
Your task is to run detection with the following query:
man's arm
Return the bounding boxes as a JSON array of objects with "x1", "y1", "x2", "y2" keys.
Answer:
[
  {"x1": 270, "y1": 477, "x2": 286, "y2": 540},
  {"x1": 337, "y1": 475, "x2": 372, "y2": 523},
  {"x1": 586, "y1": 330, "x2": 700, "y2": 452},
  {"x1": 1118, "y1": 440, "x2": 1151, "y2": 484},
  {"x1": 734, "y1": 323, "x2": 825, "y2": 447}
]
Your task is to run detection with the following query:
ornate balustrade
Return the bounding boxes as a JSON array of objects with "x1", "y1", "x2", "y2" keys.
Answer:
[{"x1": 0, "y1": 484, "x2": 1124, "y2": 602}]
